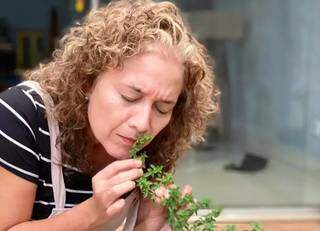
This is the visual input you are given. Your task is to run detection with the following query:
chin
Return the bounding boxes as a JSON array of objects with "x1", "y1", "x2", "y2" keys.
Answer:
[
  {"x1": 105, "y1": 146, "x2": 131, "y2": 160},
  {"x1": 113, "y1": 152, "x2": 131, "y2": 160}
]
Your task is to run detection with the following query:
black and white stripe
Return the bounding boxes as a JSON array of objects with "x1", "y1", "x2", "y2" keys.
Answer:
[
  {"x1": 0, "y1": 98, "x2": 36, "y2": 140},
  {"x1": 0, "y1": 84, "x2": 93, "y2": 220}
]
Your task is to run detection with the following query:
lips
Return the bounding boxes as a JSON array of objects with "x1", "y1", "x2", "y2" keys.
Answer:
[{"x1": 118, "y1": 134, "x2": 136, "y2": 146}]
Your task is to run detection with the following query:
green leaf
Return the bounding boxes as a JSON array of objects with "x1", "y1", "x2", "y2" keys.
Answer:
[
  {"x1": 251, "y1": 222, "x2": 264, "y2": 231},
  {"x1": 129, "y1": 134, "x2": 263, "y2": 231}
]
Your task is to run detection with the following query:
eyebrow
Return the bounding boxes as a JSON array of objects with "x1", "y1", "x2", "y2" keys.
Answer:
[{"x1": 126, "y1": 84, "x2": 177, "y2": 105}]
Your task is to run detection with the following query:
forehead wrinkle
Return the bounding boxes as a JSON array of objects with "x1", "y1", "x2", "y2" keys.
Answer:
[{"x1": 124, "y1": 83, "x2": 177, "y2": 104}]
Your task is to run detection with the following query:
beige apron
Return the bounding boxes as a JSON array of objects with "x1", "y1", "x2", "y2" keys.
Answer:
[{"x1": 20, "y1": 81, "x2": 139, "y2": 231}]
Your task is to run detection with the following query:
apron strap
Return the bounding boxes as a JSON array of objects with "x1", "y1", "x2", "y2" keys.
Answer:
[
  {"x1": 19, "y1": 81, "x2": 139, "y2": 229},
  {"x1": 19, "y1": 81, "x2": 66, "y2": 211}
]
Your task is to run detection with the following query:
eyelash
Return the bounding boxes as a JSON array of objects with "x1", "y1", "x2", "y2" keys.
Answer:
[
  {"x1": 157, "y1": 109, "x2": 168, "y2": 115},
  {"x1": 121, "y1": 95, "x2": 136, "y2": 102},
  {"x1": 121, "y1": 95, "x2": 169, "y2": 115}
]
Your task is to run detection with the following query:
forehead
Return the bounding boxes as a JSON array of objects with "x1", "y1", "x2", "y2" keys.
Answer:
[
  {"x1": 140, "y1": 42, "x2": 184, "y2": 64},
  {"x1": 116, "y1": 47, "x2": 184, "y2": 98}
]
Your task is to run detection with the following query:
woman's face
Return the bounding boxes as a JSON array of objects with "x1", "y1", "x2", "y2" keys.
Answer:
[{"x1": 87, "y1": 48, "x2": 184, "y2": 160}]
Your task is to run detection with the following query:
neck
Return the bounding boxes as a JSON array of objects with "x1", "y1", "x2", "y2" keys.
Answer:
[{"x1": 89, "y1": 143, "x2": 116, "y2": 175}]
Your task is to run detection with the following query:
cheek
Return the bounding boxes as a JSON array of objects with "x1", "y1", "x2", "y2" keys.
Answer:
[
  {"x1": 152, "y1": 115, "x2": 172, "y2": 136},
  {"x1": 88, "y1": 94, "x2": 130, "y2": 140},
  {"x1": 87, "y1": 101, "x2": 102, "y2": 139},
  {"x1": 87, "y1": 93, "x2": 123, "y2": 139}
]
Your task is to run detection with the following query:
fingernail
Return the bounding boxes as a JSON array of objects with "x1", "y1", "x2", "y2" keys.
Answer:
[{"x1": 135, "y1": 160, "x2": 142, "y2": 166}]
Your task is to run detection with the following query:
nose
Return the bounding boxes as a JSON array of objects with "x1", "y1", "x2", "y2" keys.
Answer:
[{"x1": 128, "y1": 104, "x2": 152, "y2": 134}]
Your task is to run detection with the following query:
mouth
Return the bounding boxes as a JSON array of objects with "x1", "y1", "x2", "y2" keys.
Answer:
[{"x1": 118, "y1": 134, "x2": 136, "y2": 146}]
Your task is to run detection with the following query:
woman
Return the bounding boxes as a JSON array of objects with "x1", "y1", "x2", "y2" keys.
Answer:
[{"x1": 0, "y1": 0, "x2": 218, "y2": 230}]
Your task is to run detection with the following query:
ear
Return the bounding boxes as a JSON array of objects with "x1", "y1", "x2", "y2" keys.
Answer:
[{"x1": 85, "y1": 83, "x2": 95, "y2": 100}]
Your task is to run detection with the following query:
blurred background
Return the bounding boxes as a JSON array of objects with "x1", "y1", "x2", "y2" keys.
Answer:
[{"x1": 1, "y1": 0, "x2": 320, "y2": 224}]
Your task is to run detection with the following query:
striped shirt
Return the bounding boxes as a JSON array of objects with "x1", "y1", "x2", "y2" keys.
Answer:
[{"x1": 0, "y1": 84, "x2": 93, "y2": 219}]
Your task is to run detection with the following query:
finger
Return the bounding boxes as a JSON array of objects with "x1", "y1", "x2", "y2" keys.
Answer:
[
  {"x1": 106, "y1": 198, "x2": 125, "y2": 217},
  {"x1": 154, "y1": 186, "x2": 170, "y2": 204},
  {"x1": 180, "y1": 185, "x2": 193, "y2": 210},
  {"x1": 155, "y1": 186, "x2": 168, "y2": 199},
  {"x1": 181, "y1": 185, "x2": 192, "y2": 197},
  {"x1": 94, "y1": 170, "x2": 140, "y2": 193},
  {"x1": 160, "y1": 224, "x2": 172, "y2": 231},
  {"x1": 95, "y1": 159, "x2": 142, "y2": 179},
  {"x1": 168, "y1": 184, "x2": 176, "y2": 189},
  {"x1": 108, "y1": 168, "x2": 143, "y2": 185},
  {"x1": 101, "y1": 181, "x2": 136, "y2": 207}
]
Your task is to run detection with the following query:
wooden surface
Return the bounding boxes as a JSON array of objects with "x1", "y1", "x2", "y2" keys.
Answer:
[
  {"x1": 116, "y1": 220, "x2": 320, "y2": 230},
  {"x1": 217, "y1": 220, "x2": 320, "y2": 231}
]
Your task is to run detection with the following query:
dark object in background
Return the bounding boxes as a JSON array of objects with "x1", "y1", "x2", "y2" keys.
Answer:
[
  {"x1": 0, "y1": 18, "x2": 15, "y2": 72},
  {"x1": 48, "y1": 7, "x2": 59, "y2": 53},
  {"x1": 0, "y1": 18, "x2": 21, "y2": 92},
  {"x1": 0, "y1": 44, "x2": 15, "y2": 72},
  {"x1": 225, "y1": 153, "x2": 268, "y2": 172}
]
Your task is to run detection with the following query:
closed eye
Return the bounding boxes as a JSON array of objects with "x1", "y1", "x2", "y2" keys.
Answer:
[
  {"x1": 121, "y1": 94, "x2": 137, "y2": 102},
  {"x1": 121, "y1": 94, "x2": 172, "y2": 115},
  {"x1": 156, "y1": 108, "x2": 169, "y2": 115},
  {"x1": 155, "y1": 105, "x2": 173, "y2": 115}
]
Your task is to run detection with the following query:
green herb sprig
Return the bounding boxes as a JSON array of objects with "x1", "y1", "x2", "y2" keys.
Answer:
[{"x1": 130, "y1": 134, "x2": 263, "y2": 231}]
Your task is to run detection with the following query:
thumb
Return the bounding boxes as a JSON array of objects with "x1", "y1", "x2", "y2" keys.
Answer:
[{"x1": 160, "y1": 223, "x2": 172, "y2": 231}]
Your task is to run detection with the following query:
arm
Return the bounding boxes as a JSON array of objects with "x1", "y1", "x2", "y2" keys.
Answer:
[
  {"x1": 7, "y1": 200, "x2": 99, "y2": 231},
  {"x1": 1, "y1": 159, "x2": 143, "y2": 231},
  {"x1": 0, "y1": 87, "x2": 93, "y2": 230},
  {"x1": 0, "y1": 167, "x2": 93, "y2": 231},
  {"x1": 0, "y1": 166, "x2": 35, "y2": 230}
]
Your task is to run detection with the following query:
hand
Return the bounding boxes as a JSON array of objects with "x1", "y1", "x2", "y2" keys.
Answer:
[
  {"x1": 135, "y1": 184, "x2": 193, "y2": 231},
  {"x1": 84, "y1": 159, "x2": 143, "y2": 230}
]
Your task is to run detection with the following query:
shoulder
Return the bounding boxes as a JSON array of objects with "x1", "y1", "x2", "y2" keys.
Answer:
[
  {"x1": 0, "y1": 83, "x2": 46, "y2": 114},
  {"x1": 0, "y1": 83, "x2": 49, "y2": 183},
  {"x1": 0, "y1": 83, "x2": 47, "y2": 137}
]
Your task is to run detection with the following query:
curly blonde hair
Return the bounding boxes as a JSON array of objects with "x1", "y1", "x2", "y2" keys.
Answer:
[{"x1": 26, "y1": 0, "x2": 219, "y2": 173}]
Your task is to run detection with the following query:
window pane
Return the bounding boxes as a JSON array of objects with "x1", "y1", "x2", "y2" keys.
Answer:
[{"x1": 174, "y1": 0, "x2": 320, "y2": 208}]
